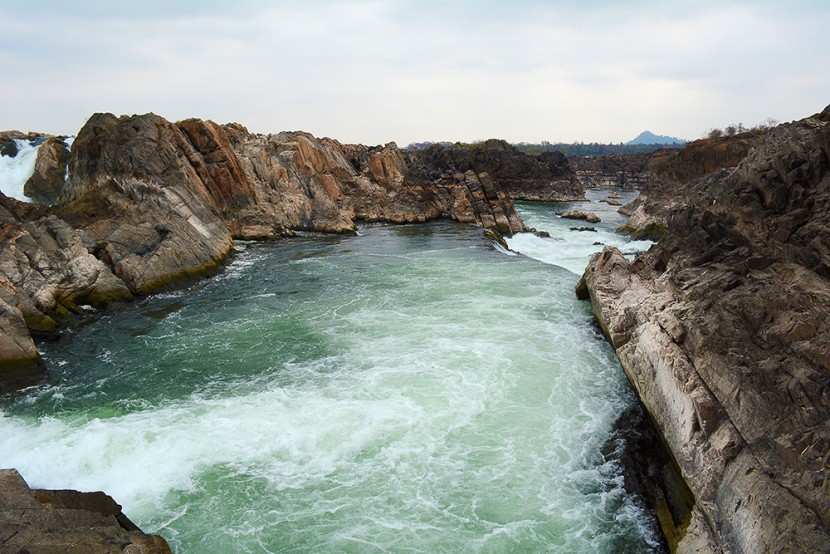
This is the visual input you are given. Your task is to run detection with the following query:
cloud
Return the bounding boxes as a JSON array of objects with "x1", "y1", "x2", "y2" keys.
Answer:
[{"x1": 1, "y1": 1, "x2": 827, "y2": 144}]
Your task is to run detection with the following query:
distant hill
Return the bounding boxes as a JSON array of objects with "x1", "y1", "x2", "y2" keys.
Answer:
[
  {"x1": 513, "y1": 141, "x2": 682, "y2": 157},
  {"x1": 627, "y1": 131, "x2": 686, "y2": 145}
]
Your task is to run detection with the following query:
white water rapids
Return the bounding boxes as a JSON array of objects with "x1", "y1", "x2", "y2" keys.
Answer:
[{"x1": 0, "y1": 188, "x2": 662, "y2": 552}]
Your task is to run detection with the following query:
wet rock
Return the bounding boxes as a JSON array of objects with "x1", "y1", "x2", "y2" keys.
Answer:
[
  {"x1": 0, "y1": 138, "x2": 18, "y2": 158},
  {"x1": 23, "y1": 136, "x2": 69, "y2": 204},
  {"x1": 559, "y1": 210, "x2": 601, "y2": 223},
  {"x1": 0, "y1": 468, "x2": 172, "y2": 553},
  {"x1": 569, "y1": 226, "x2": 597, "y2": 232},
  {"x1": 0, "y1": 193, "x2": 132, "y2": 391},
  {"x1": 0, "y1": 295, "x2": 44, "y2": 394},
  {"x1": 577, "y1": 106, "x2": 830, "y2": 552}
]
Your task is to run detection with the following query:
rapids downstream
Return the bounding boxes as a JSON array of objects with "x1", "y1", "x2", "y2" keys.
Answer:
[{"x1": 0, "y1": 188, "x2": 663, "y2": 552}]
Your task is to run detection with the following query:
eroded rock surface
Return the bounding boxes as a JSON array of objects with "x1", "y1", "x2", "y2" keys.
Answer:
[
  {"x1": 0, "y1": 112, "x2": 528, "y2": 390},
  {"x1": 577, "y1": 107, "x2": 830, "y2": 552},
  {"x1": 0, "y1": 468, "x2": 172, "y2": 553},
  {"x1": 24, "y1": 136, "x2": 69, "y2": 204},
  {"x1": 617, "y1": 132, "x2": 762, "y2": 240},
  {"x1": 404, "y1": 139, "x2": 586, "y2": 201},
  {"x1": 559, "y1": 210, "x2": 601, "y2": 223},
  {"x1": 570, "y1": 153, "x2": 652, "y2": 189}
]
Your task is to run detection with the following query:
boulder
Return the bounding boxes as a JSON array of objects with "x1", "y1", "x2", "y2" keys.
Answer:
[
  {"x1": 24, "y1": 136, "x2": 69, "y2": 204},
  {"x1": 57, "y1": 113, "x2": 235, "y2": 295},
  {"x1": 0, "y1": 295, "x2": 44, "y2": 394},
  {"x1": 576, "y1": 107, "x2": 830, "y2": 552},
  {"x1": 0, "y1": 469, "x2": 172, "y2": 553},
  {"x1": 559, "y1": 210, "x2": 601, "y2": 223},
  {"x1": 0, "y1": 138, "x2": 18, "y2": 158}
]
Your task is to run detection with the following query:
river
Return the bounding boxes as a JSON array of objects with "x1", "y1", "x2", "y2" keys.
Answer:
[{"x1": 0, "y1": 188, "x2": 662, "y2": 552}]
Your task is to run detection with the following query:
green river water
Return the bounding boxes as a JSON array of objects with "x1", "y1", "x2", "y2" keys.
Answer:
[{"x1": 0, "y1": 191, "x2": 662, "y2": 552}]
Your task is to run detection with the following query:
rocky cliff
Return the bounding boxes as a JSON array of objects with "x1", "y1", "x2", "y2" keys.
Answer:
[
  {"x1": 0, "y1": 112, "x2": 527, "y2": 392},
  {"x1": 617, "y1": 133, "x2": 763, "y2": 240},
  {"x1": 577, "y1": 107, "x2": 830, "y2": 552},
  {"x1": 569, "y1": 153, "x2": 652, "y2": 189},
  {"x1": 405, "y1": 139, "x2": 586, "y2": 201}
]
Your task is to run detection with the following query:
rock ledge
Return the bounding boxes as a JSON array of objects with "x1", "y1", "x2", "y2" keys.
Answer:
[{"x1": 0, "y1": 468, "x2": 171, "y2": 553}]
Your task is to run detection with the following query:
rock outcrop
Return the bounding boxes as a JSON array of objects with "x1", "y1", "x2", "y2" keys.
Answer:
[
  {"x1": 24, "y1": 136, "x2": 70, "y2": 204},
  {"x1": 0, "y1": 468, "x2": 172, "y2": 553},
  {"x1": 577, "y1": 107, "x2": 830, "y2": 552},
  {"x1": 404, "y1": 139, "x2": 586, "y2": 201},
  {"x1": 0, "y1": 192, "x2": 134, "y2": 393},
  {"x1": 570, "y1": 153, "x2": 652, "y2": 189},
  {"x1": 0, "y1": 135, "x2": 20, "y2": 158},
  {"x1": 617, "y1": 133, "x2": 763, "y2": 240},
  {"x1": 559, "y1": 210, "x2": 601, "y2": 223},
  {"x1": 0, "y1": 112, "x2": 528, "y2": 392}
]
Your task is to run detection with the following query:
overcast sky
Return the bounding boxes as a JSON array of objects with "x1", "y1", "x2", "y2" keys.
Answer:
[{"x1": 2, "y1": 1, "x2": 828, "y2": 145}]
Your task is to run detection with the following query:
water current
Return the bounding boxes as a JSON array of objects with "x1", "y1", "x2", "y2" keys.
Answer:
[
  {"x1": 0, "y1": 189, "x2": 662, "y2": 552},
  {"x1": 0, "y1": 139, "x2": 42, "y2": 201}
]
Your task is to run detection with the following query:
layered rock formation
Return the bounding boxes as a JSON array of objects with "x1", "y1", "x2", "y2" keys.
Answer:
[
  {"x1": 404, "y1": 139, "x2": 586, "y2": 201},
  {"x1": 618, "y1": 133, "x2": 763, "y2": 240},
  {"x1": 0, "y1": 468, "x2": 171, "y2": 553},
  {"x1": 577, "y1": 107, "x2": 830, "y2": 552},
  {"x1": 570, "y1": 153, "x2": 651, "y2": 189},
  {"x1": 0, "y1": 112, "x2": 528, "y2": 391}
]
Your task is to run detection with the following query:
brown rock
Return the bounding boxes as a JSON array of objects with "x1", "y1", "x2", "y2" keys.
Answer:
[
  {"x1": 0, "y1": 296, "x2": 44, "y2": 394},
  {"x1": 570, "y1": 153, "x2": 651, "y2": 189},
  {"x1": 0, "y1": 113, "x2": 528, "y2": 391},
  {"x1": 616, "y1": 131, "x2": 764, "y2": 239},
  {"x1": 404, "y1": 139, "x2": 586, "y2": 201},
  {"x1": 0, "y1": 469, "x2": 172, "y2": 553},
  {"x1": 559, "y1": 210, "x2": 601, "y2": 223},
  {"x1": 58, "y1": 113, "x2": 235, "y2": 295},
  {"x1": 24, "y1": 136, "x2": 69, "y2": 204}
]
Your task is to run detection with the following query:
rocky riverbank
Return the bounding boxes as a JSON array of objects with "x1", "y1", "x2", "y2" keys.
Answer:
[
  {"x1": 0, "y1": 112, "x2": 556, "y2": 392},
  {"x1": 616, "y1": 131, "x2": 763, "y2": 240},
  {"x1": 570, "y1": 152, "x2": 652, "y2": 189},
  {"x1": 577, "y1": 106, "x2": 830, "y2": 552},
  {"x1": 404, "y1": 139, "x2": 586, "y2": 201}
]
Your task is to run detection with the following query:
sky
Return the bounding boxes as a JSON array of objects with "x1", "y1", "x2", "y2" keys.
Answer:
[{"x1": 1, "y1": 1, "x2": 828, "y2": 145}]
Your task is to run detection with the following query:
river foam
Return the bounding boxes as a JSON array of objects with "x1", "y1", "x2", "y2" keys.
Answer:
[
  {"x1": 0, "y1": 139, "x2": 41, "y2": 201},
  {"x1": 506, "y1": 189, "x2": 651, "y2": 274},
  {"x1": 0, "y1": 220, "x2": 661, "y2": 552}
]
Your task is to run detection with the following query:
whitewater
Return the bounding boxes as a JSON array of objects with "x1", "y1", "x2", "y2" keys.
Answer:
[
  {"x1": 0, "y1": 186, "x2": 663, "y2": 552},
  {"x1": 0, "y1": 139, "x2": 42, "y2": 201}
]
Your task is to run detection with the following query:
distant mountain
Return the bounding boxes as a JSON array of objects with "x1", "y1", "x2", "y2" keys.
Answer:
[{"x1": 626, "y1": 131, "x2": 686, "y2": 145}]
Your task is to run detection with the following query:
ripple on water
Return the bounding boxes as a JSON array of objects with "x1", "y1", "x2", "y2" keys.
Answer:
[{"x1": 0, "y1": 221, "x2": 661, "y2": 553}]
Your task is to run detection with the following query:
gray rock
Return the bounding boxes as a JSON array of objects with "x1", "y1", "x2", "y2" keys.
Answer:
[
  {"x1": 576, "y1": 107, "x2": 830, "y2": 552},
  {"x1": 0, "y1": 468, "x2": 172, "y2": 553}
]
